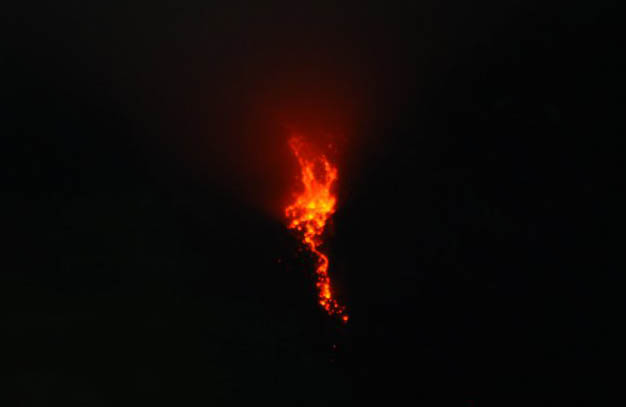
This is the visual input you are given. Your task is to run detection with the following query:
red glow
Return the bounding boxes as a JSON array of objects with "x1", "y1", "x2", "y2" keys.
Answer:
[{"x1": 285, "y1": 136, "x2": 347, "y2": 322}]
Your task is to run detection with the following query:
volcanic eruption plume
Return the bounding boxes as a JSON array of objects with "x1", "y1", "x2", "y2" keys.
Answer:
[{"x1": 285, "y1": 136, "x2": 348, "y2": 323}]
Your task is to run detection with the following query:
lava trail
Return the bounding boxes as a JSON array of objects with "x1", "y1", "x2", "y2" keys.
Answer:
[{"x1": 285, "y1": 136, "x2": 348, "y2": 323}]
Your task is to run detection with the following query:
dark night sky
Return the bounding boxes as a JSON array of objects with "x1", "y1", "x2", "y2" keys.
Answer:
[{"x1": 3, "y1": 1, "x2": 623, "y2": 405}]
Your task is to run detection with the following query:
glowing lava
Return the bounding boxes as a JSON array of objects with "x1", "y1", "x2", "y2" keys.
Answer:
[{"x1": 285, "y1": 136, "x2": 348, "y2": 323}]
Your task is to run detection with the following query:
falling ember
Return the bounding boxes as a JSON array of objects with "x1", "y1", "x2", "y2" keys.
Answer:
[{"x1": 285, "y1": 136, "x2": 348, "y2": 323}]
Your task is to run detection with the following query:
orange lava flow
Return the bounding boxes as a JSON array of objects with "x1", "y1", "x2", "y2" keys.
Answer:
[{"x1": 285, "y1": 136, "x2": 348, "y2": 323}]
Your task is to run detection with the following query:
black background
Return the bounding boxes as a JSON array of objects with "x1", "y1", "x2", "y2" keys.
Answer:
[{"x1": 3, "y1": 1, "x2": 623, "y2": 405}]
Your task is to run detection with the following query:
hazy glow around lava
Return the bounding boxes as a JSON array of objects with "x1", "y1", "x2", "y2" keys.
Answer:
[{"x1": 285, "y1": 136, "x2": 348, "y2": 322}]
